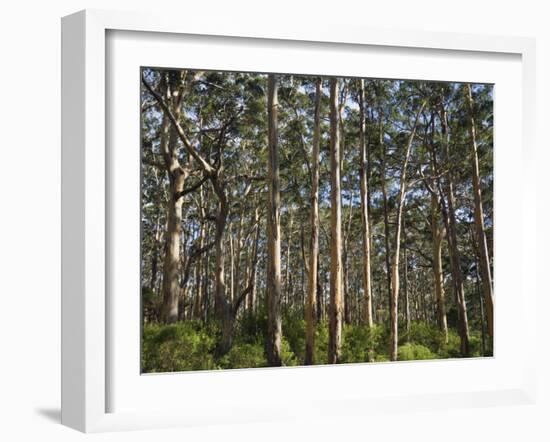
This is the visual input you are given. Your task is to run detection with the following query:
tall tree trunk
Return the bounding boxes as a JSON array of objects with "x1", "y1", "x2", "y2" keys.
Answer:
[
  {"x1": 192, "y1": 195, "x2": 206, "y2": 319},
  {"x1": 305, "y1": 78, "x2": 321, "y2": 365},
  {"x1": 316, "y1": 261, "x2": 324, "y2": 323},
  {"x1": 476, "y1": 254, "x2": 487, "y2": 355},
  {"x1": 209, "y1": 190, "x2": 236, "y2": 355},
  {"x1": 247, "y1": 208, "x2": 261, "y2": 313},
  {"x1": 446, "y1": 180, "x2": 470, "y2": 355},
  {"x1": 160, "y1": 117, "x2": 187, "y2": 323},
  {"x1": 435, "y1": 104, "x2": 470, "y2": 356},
  {"x1": 464, "y1": 84, "x2": 494, "y2": 338},
  {"x1": 229, "y1": 223, "x2": 235, "y2": 305},
  {"x1": 143, "y1": 72, "x2": 243, "y2": 354},
  {"x1": 376, "y1": 83, "x2": 393, "y2": 314},
  {"x1": 213, "y1": 179, "x2": 232, "y2": 356},
  {"x1": 285, "y1": 210, "x2": 293, "y2": 313},
  {"x1": 143, "y1": 72, "x2": 215, "y2": 325},
  {"x1": 149, "y1": 180, "x2": 163, "y2": 293},
  {"x1": 471, "y1": 227, "x2": 487, "y2": 355},
  {"x1": 389, "y1": 102, "x2": 425, "y2": 361},
  {"x1": 328, "y1": 78, "x2": 343, "y2": 364},
  {"x1": 404, "y1": 247, "x2": 411, "y2": 338},
  {"x1": 431, "y1": 193, "x2": 448, "y2": 342},
  {"x1": 358, "y1": 79, "x2": 374, "y2": 329},
  {"x1": 266, "y1": 74, "x2": 282, "y2": 366},
  {"x1": 380, "y1": 152, "x2": 393, "y2": 313},
  {"x1": 202, "y1": 224, "x2": 211, "y2": 322}
]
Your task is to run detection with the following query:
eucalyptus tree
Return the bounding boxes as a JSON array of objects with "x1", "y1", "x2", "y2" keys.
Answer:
[
  {"x1": 266, "y1": 74, "x2": 283, "y2": 366},
  {"x1": 328, "y1": 78, "x2": 343, "y2": 364},
  {"x1": 464, "y1": 84, "x2": 494, "y2": 338}
]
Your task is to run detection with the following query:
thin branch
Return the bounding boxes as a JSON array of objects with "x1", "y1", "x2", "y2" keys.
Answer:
[
  {"x1": 175, "y1": 175, "x2": 209, "y2": 200},
  {"x1": 141, "y1": 74, "x2": 216, "y2": 176}
]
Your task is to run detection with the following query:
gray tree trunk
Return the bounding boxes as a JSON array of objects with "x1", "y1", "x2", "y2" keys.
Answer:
[
  {"x1": 305, "y1": 78, "x2": 321, "y2": 365},
  {"x1": 266, "y1": 74, "x2": 282, "y2": 366},
  {"x1": 389, "y1": 102, "x2": 425, "y2": 361},
  {"x1": 464, "y1": 84, "x2": 494, "y2": 338},
  {"x1": 328, "y1": 78, "x2": 343, "y2": 364}
]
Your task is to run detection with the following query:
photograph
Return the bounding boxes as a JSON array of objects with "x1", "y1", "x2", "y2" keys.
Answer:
[{"x1": 140, "y1": 67, "x2": 494, "y2": 373}]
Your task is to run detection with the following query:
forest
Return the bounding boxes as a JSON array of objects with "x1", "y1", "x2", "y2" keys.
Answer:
[{"x1": 140, "y1": 67, "x2": 494, "y2": 372}]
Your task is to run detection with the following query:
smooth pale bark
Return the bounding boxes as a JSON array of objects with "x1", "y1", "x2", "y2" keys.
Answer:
[
  {"x1": 471, "y1": 227, "x2": 487, "y2": 355},
  {"x1": 446, "y1": 177, "x2": 470, "y2": 355},
  {"x1": 477, "y1": 265, "x2": 487, "y2": 354},
  {"x1": 159, "y1": 105, "x2": 187, "y2": 324},
  {"x1": 464, "y1": 84, "x2": 494, "y2": 338},
  {"x1": 149, "y1": 170, "x2": 163, "y2": 293},
  {"x1": 343, "y1": 197, "x2": 353, "y2": 325},
  {"x1": 266, "y1": 74, "x2": 282, "y2": 366},
  {"x1": 247, "y1": 208, "x2": 261, "y2": 313},
  {"x1": 328, "y1": 78, "x2": 343, "y2": 364},
  {"x1": 284, "y1": 209, "x2": 293, "y2": 311},
  {"x1": 233, "y1": 210, "x2": 245, "y2": 309},
  {"x1": 431, "y1": 193, "x2": 448, "y2": 342},
  {"x1": 316, "y1": 252, "x2": 324, "y2": 323},
  {"x1": 436, "y1": 105, "x2": 470, "y2": 356},
  {"x1": 389, "y1": 102, "x2": 425, "y2": 361},
  {"x1": 358, "y1": 79, "x2": 374, "y2": 329},
  {"x1": 192, "y1": 191, "x2": 206, "y2": 319},
  {"x1": 339, "y1": 84, "x2": 351, "y2": 325},
  {"x1": 229, "y1": 224, "x2": 235, "y2": 304},
  {"x1": 305, "y1": 78, "x2": 321, "y2": 366},
  {"x1": 404, "y1": 247, "x2": 411, "y2": 338},
  {"x1": 212, "y1": 178, "x2": 232, "y2": 355},
  {"x1": 375, "y1": 83, "x2": 393, "y2": 313},
  {"x1": 202, "y1": 224, "x2": 211, "y2": 322},
  {"x1": 380, "y1": 130, "x2": 393, "y2": 313},
  {"x1": 143, "y1": 72, "x2": 237, "y2": 355},
  {"x1": 143, "y1": 74, "x2": 202, "y2": 324}
]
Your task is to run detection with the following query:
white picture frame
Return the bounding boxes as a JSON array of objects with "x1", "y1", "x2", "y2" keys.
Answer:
[{"x1": 61, "y1": 9, "x2": 537, "y2": 433}]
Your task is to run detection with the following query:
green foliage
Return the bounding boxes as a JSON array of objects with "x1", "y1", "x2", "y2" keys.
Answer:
[
  {"x1": 237, "y1": 310, "x2": 267, "y2": 344},
  {"x1": 438, "y1": 329, "x2": 463, "y2": 358},
  {"x1": 218, "y1": 342, "x2": 267, "y2": 369},
  {"x1": 141, "y1": 314, "x2": 491, "y2": 371},
  {"x1": 142, "y1": 321, "x2": 217, "y2": 373},
  {"x1": 141, "y1": 70, "x2": 494, "y2": 373},
  {"x1": 313, "y1": 321, "x2": 329, "y2": 365},
  {"x1": 374, "y1": 354, "x2": 390, "y2": 363},
  {"x1": 397, "y1": 343, "x2": 438, "y2": 361},
  {"x1": 403, "y1": 322, "x2": 448, "y2": 353},
  {"x1": 282, "y1": 312, "x2": 306, "y2": 363},
  {"x1": 281, "y1": 338, "x2": 299, "y2": 366},
  {"x1": 341, "y1": 324, "x2": 385, "y2": 364}
]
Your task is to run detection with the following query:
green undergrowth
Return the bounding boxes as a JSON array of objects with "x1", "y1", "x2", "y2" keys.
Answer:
[{"x1": 142, "y1": 316, "x2": 492, "y2": 373}]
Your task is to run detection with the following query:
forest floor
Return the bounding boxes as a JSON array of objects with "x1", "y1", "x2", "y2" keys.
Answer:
[{"x1": 141, "y1": 313, "x2": 492, "y2": 373}]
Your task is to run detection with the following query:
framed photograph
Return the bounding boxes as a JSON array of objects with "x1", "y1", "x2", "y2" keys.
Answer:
[{"x1": 61, "y1": 9, "x2": 537, "y2": 432}]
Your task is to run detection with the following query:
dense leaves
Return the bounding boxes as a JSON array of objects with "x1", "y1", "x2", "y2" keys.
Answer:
[{"x1": 140, "y1": 68, "x2": 493, "y2": 370}]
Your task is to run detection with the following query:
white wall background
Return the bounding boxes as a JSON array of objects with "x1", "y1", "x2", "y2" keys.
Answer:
[{"x1": 0, "y1": 1, "x2": 547, "y2": 440}]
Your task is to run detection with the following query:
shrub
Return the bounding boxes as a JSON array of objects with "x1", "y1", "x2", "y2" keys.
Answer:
[
  {"x1": 282, "y1": 313, "x2": 306, "y2": 363},
  {"x1": 142, "y1": 287, "x2": 162, "y2": 322},
  {"x1": 142, "y1": 321, "x2": 217, "y2": 372},
  {"x1": 281, "y1": 338, "x2": 299, "y2": 366},
  {"x1": 374, "y1": 354, "x2": 390, "y2": 363},
  {"x1": 397, "y1": 343, "x2": 437, "y2": 361},
  {"x1": 404, "y1": 322, "x2": 447, "y2": 353},
  {"x1": 341, "y1": 324, "x2": 385, "y2": 364},
  {"x1": 218, "y1": 337, "x2": 297, "y2": 369},
  {"x1": 438, "y1": 329, "x2": 462, "y2": 358},
  {"x1": 468, "y1": 332, "x2": 493, "y2": 357},
  {"x1": 236, "y1": 310, "x2": 267, "y2": 344},
  {"x1": 341, "y1": 325, "x2": 369, "y2": 364},
  {"x1": 218, "y1": 342, "x2": 267, "y2": 369},
  {"x1": 313, "y1": 321, "x2": 329, "y2": 365}
]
